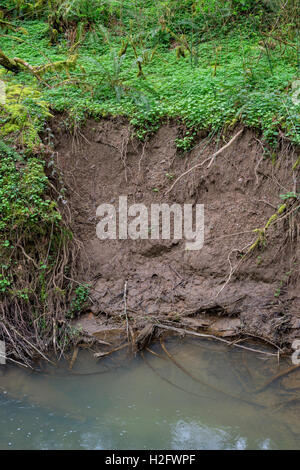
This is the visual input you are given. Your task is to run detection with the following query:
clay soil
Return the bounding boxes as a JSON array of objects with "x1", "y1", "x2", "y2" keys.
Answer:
[{"x1": 51, "y1": 117, "x2": 300, "y2": 352}]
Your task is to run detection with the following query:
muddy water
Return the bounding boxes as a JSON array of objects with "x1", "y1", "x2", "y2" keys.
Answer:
[{"x1": 0, "y1": 338, "x2": 300, "y2": 450}]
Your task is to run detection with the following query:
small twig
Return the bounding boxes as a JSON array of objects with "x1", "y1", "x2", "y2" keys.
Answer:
[
  {"x1": 94, "y1": 343, "x2": 128, "y2": 359},
  {"x1": 0, "y1": 353, "x2": 30, "y2": 368},
  {"x1": 206, "y1": 129, "x2": 244, "y2": 168},
  {"x1": 258, "y1": 199, "x2": 277, "y2": 210},
  {"x1": 122, "y1": 281, "x2": 130, "y2": 342},
  {"x1": 7, "y1": 323, "x2": 54, "y2": 364},
  {"x1": 254, "y1": 155, "x2": 264, "y2": 185}
]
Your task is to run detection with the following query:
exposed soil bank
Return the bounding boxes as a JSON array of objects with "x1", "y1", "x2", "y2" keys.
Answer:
[{"x1": 52, "y1": 117, "x2": 300, "y2": 352}]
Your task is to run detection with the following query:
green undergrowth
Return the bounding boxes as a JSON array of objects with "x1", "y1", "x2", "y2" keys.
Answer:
[
  {"x1": 0, "y1": 140, "x2": 60, "y2": 238},
  {"x1": 0, "y1": 1, "x2": 299, "y2": 145},
  {"x1": 0, "y1": 140, "x2": 80, "y2": 364},
  {"x1": 0, "y1": 140, "x2": 62, "y2": 296},
  {"x1": 0, "y1": 71, "x2": 51, "y2": 150}
]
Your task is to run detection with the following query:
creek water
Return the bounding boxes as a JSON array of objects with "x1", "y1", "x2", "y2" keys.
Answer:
[{"x1": 0, "y1": 337, "x2": 300, "y2": 450}]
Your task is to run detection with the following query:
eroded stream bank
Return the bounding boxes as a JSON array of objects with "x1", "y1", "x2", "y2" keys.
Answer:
[
  {"x1": 1, "y1": 338, "x2": 300, "y2": 450},
  {"x1": 51, "y1": 117, "x2": 300, "y2": 353}
]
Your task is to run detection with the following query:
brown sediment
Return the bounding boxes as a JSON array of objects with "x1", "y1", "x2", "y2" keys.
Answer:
[{"x1": 50, "y1": 116, "x2": 300, "y2": 355}]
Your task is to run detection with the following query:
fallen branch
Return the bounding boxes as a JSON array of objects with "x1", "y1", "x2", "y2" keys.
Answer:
[
  {"x1": 155, "y1": 323, "x2": 278, "y2": 356},
  {"x1": 0, "y1": 49, "x2": 77, "y2": 82},
  {"x1": 94, "y1": 343, "x2": 128, "y2": 359},
  {"x1": 0, "y1": 48, "x2": 22, "y2": 73}
]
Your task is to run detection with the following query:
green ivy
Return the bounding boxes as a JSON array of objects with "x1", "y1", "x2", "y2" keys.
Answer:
[{"x1": 68, "y1": 284, "x2": 90, "y2": 318}]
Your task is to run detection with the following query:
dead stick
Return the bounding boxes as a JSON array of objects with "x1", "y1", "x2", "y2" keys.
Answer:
[
  {"x1": 4, "y1": 322, "x2": 54, "y2": 364},
  {"x1": 122, "y1": 281, "x2": 130, "y2": 342},
  {"x1": 94, "y1": 343, "x2": 128, "y2": 359},
  {"x1": 155, "y1": 323, "x2": 277, "y2": 356},
  {"x1": 69, "y1": 347, "x2": 79, "y2": 370}
]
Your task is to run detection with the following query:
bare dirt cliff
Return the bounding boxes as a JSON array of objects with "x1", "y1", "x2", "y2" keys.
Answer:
[{"x1": 52, "y1": 117, "x2": 300, "y2": 351}]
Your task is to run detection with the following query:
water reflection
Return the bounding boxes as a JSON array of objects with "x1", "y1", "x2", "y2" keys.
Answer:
[{"x1": 0, "y1": 337, "x2": 300, "y2": 449}]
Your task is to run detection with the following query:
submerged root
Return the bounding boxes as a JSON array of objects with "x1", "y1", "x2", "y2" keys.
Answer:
[
  {"x1": 69, "y1": 347, "x2": 79, "y2": 370},
  {"x1": 141, "y1": 351, "x2": 210, "y2": 400},
  {"x1": 255, "y1": 364, "x2": 300, "y2": 394},
  {"x1": 272, "y1": 395, "x2": 300, "y2": 413},
  {"x1": 160, "y1": 340, "x2": 265, "y2": 409},
  {"x1": 145, "y1": 347, "x2": 166, "y2": 360}
]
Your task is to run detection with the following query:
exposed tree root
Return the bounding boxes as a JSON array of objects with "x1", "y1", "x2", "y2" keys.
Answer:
[
  {"x1": 0, "y1": 183, "x2": 82, "y2": 367},
  {"x1": 165, "y1": 129, "x2": 244, "y2": 195}
]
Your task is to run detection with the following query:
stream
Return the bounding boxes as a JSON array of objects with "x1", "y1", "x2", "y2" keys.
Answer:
[{"x1": 0, "y1": 337, "x2": 300, "y2": 450}]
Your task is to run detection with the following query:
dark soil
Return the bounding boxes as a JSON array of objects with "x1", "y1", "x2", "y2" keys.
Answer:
[{"x1": 51, "y1": 117, "x2": 300, "y2": 352}]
